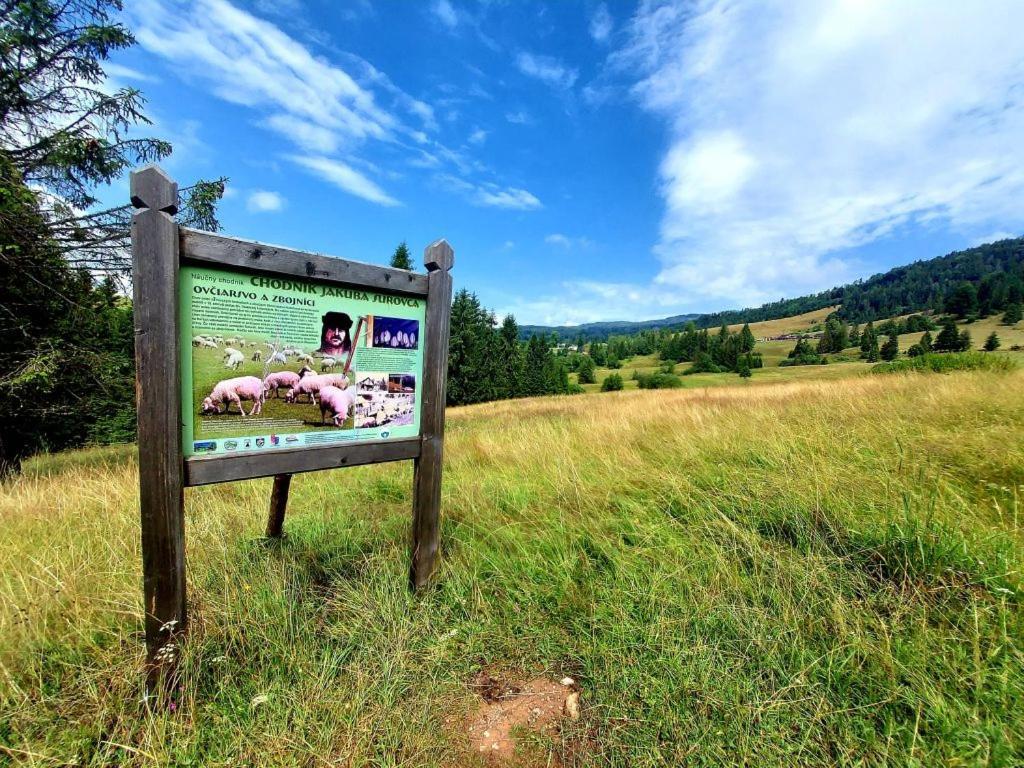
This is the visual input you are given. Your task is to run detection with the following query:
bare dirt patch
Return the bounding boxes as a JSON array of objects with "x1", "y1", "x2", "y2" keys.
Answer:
[{"x1": 466, "y1": 671, "x2": 579, "y2": 762}]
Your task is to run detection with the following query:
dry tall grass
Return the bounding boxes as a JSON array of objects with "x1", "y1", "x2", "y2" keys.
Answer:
[{"x1": 2, "y1": 371, "x2": 1022, "y2": 765}]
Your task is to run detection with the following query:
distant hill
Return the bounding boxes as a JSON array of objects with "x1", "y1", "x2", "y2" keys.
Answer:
[
  {"x1": 523, "y1": 237, "x2": 1024, "y2": 341},
  {"x1": 520, "y1": 314, "x2": 699, "y2": 342}
]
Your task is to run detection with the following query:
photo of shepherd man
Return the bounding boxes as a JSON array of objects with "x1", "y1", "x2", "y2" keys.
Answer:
[{"x1": 320, "y1": 311, "x2": 354, "y2": 356}]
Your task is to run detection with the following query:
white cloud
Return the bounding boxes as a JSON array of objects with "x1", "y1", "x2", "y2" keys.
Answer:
[
  {"x1": 289, "y1": 155, "x2": 400, "y2": 207},
  {"x1": 432, "y1": 0, "x2": 458, "y2": 29},
  {"x1": 545, "y1": 233, "x2": 593, "y2": 249},
  {"x1": 131, "y1": 0, "x2": 399, "y2": 146},
  {"x1": 247, "y1": 190, "x2": 285, "y2": 212},
  {"x1": 103, "y1": 63, "x2": 158, "y2": 83},
  {"x1": 498, "y1": 280, "x2": 685, "y2": 326},
  {"x1": 468, "y1": 128, "x2": 487, "y2": 145},
  {"x1": 437, "y1": 174, "x2": 542, "y2": 210},
  {"x1": 264, "y1": 114, "x2": 339, "y2": 153},
  {"x1": 516, "y1": 52, "x2": 578, "y2": 90},
  {"x1": 476, "y1": 186, "x2": 542, "y2": 210},
  {"x1": 614, "y1": 0, "x2": 1024, "y2": 309},
  {"x1": 506, "y1": 110, "x2": 532, "y2": 125},
  {"x1": 589, "y1": 4, "x2": 613, "y2": 42},
  {"x1": 129, "y1": 0, "x2": 532, "y2": 210}
]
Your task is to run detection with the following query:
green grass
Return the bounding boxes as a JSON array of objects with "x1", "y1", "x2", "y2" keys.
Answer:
[
  {"x1": 2, "y1": 372, "x2": 1024, "y2": 765},
  {"x1": 872, "y1": 351, "x2": 1018, "y2": 375}
]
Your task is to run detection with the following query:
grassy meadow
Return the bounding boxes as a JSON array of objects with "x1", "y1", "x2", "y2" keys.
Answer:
[
  {"x1": 576, "y1": 309, "x2": 1024, "y2": 393},
  {"x1": 2, "y1": 366, "x2": 1023, "y2": 766}
]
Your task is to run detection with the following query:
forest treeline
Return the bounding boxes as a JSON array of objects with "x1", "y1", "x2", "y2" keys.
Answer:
[{"x1": 527, "y1": 237, "x2": 1024, "y2": 341}]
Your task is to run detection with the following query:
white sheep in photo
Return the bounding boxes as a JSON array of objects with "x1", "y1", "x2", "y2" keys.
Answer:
[
  {"x1": 223, "y1": 349, "x2": 245, "y2": 370},
  {"x1": 200, "y1": 376, "x2": 265, "y2": 416},
  {"x1": 318, "y1": 385, "x2": 357, "y2": 427},
  {"x1": 267, "y1": 351, "x2": 287, "y2": 365},
  {"x1": 297, "y1": 353, "x2": 315, "y2": 367},
  {"x1": 320, "y1": 356, "x2": 337, "y2": 371},
  {"x1": 200, "y1": 339, "x2": 218, "y2": 349},
  {"x1": 283, "y1": 373, "x2": 348, "y2": 405},
  {"x1": 264, "y1": 370, "x2": 300, "y2": 398}
]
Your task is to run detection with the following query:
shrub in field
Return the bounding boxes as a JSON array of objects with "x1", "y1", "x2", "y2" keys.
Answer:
[
  {"x1": 601, "y1": 373, "x2": 624, "y2": 391},
  {"x1": 871, "y1": 352, "x2": 1015, "y2": 374},
  {"x1": 682, "y1": 352, "x2": 723, "y2": 374},
  {"x1": 636, "y1": 372, "x2": 683, "y2": 389}
]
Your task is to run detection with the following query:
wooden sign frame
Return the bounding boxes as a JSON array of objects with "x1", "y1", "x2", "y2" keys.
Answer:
[{"x1": 130, "y1": 165, "x2": 453, "y2": 687}]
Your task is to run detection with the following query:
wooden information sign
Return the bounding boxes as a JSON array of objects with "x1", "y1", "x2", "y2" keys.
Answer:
[{"x1": 130, "y1": 165, "x2": 453, "y2": 687}]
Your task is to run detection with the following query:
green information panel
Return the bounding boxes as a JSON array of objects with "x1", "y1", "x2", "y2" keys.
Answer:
[{"x1": 179, "y1": 265, "x2": 425, "y2": 457}]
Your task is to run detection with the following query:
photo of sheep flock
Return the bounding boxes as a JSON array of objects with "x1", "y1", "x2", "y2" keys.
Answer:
[
  {"x1": 3, "y1": 2, "x2": 1024, "y2": 767},
  {"x1": 191, "y1": 334, "x2": 357, "y2": 432}
]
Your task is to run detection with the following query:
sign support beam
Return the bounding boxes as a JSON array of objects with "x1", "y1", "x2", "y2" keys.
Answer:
[{"x1": 131, "y1": 165, "x2": 187, "y2": 691}]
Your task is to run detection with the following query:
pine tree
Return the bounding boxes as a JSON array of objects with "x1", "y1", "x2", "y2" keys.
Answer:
[
  {"x1": 577, "y1": 355, "x2": 596, "y2": 384},
  {"x1": 945, "y1": 282, "x2": 978, "y2": 318},
  {"x1": 957, "y1": 329, "x2": 972, "y2": 351},
  {"x1": 523, "y1": 335, "x2": 550, "y2": 396},
  {"x1": 880, "y1": 332, "x2": 900, "y2": 361},
  {"x1": 740, "y1": 323, "x2": 756, "y2": 353},
  {"x1": 389, "y1": 240, "x2": 413, "y2": 270},
  {"x1": 860, "y1": 321, "x2": 876, "y2": 357},
  {"x1": 918, "y1": 330, "x2": 933, "y2": 353},
  {"x1": 934, "y1": 319, "x2": 960, "y2": 351},
  {"x1": 497, "y1": 314, "x2": 524, "y2": 398},
  {"x1": 984, "y1": 331, "x2": 1001, "y2": 351},
  {"x1": 866, "y1": 332, "x2": 880, "y2": 362},
  {"x1": 737, "y1": 356, "x2": 752, "y2": 378},
  {"x1": 1003, "y1": 303, "x2": 1022, "y2": 326},
  {"x1": 848, "y1": 323, "x2": 860, "y2": 348}
]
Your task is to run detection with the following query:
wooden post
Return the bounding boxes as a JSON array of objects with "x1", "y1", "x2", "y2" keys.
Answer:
[
  {"x1": 130, "y1": 165, "x2": 187, "y2": 690},
  {"x1": 265, "y1": 474, "x2": 292, "y2": 538},
  {"x1": 410, "y1": 240, "x2": 454, "y2": 589}
]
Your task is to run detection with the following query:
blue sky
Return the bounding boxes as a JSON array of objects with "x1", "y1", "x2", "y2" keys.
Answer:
[{"x1": 106, "y1": 0, "x2": 1024, "y2": 326}]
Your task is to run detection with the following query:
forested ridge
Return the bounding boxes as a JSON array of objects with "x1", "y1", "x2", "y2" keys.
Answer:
[{"x1": 527, "y1": 237, "x2": 1024, "y2": 341}]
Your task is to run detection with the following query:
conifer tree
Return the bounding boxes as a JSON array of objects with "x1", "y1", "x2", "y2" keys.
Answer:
[
  {"x1": 880, "y1": 332, "x2": 900, "y2": 361},
  {"x1": 957, "y1": 329, "x2": 972, "y2": 351},
  {"x1": 866, "y1": 332, "x2": 880, "y2": 362},
  {"x1": 523, "y1": 335, "x2": 550, "y2": 396},
  {"x1": 389, "y1": 240, "x2": 413, "y2": 270},
  {"x1": 577, "y1": 355, "x2": 596, "y2": 384},
  {"x1": 497, "y1": 314, "x2": 524, "y2": 398},
  {"x1": 1003, "y1": 303, "x2": 1022, "y2": 326},
  {"x1": 918, "y1": 330, "x2": 933, "y2": 353},
  {"x1": 848, "y1": 323, "x2": 860, "y2": 348},
  {"x1": 860, "y1": 321, "x2": 876, "y2": 357},
  {"x1": 934, "y1": 318, "x2": 960, "y2": 351},
  {"x1": 984, "y1": 331, "x2": 1001, "y2": 351},
  {"x1": 740, "y1": 323, "x2": 756, "y2": 353}
]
